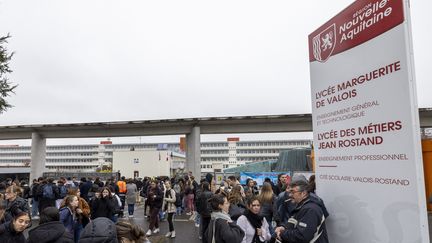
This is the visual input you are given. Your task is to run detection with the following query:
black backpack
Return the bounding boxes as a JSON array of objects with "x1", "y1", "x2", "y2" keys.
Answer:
[{"x1": 174, "y1": 190, "x2": 182, "y2": 207}]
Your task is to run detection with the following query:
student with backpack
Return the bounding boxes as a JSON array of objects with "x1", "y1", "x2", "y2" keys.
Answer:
[
  {"x1": 56, "y1": 179, "x2": 68, "y2": 209},
  {"x1": 38, "y1": 178, "x2": 60, "y2": 213},
  {"x1": 162, "y1": 180, "x2": 176, "y2": 238}
]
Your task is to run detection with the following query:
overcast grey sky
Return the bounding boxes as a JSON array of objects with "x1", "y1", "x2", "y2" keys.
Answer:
[{"x1": 0, "y1": 0, "x2": 431, "y2": 144}]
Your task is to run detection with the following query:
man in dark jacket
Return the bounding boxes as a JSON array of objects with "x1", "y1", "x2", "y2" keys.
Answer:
[{"x1": 275, "y1": 180, "x2": 329, "y2": 243}]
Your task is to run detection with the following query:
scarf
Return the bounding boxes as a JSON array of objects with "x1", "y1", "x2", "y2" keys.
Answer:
[
  {"x1": 211, "y1": 211, "x2": 232, "y2": 223},
  {"x1": 244, "y1": 209, "x2": 263, "y2": 243}
]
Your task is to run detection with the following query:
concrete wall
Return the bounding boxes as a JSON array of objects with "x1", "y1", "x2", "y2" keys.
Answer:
[{"x1": 112, "y1": 150, "x2": 171, "y2": 178}]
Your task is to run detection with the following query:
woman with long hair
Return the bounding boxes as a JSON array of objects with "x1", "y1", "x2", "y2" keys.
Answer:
[
  {"x1": 60, "y1": 195, "x2": 79, "y2": 243},
  {"x1": 0, "y1": 211, "x2": 30, "y2": 243},
  {"x1": 257, "y1": 182, "x2": 276, "y2": 234},
  {"x1": 228, "y1": 185, "x2": 246, "y2": 221},
  {"x1": 184, "y1": 180, "x2": 195, "y2": 215},
  {"x1": 237, "y1": 196, "x2": 271, "y2": 243},
  {"x1": 145, "y1": 180, "x2": 163, "y2": 236},
  {"x1": 91, "y1": 187, "x2": 116, "y2": 220},
  {"x1": 205, "y1": 194, "x2": 244, "y2": 243},
  {"x1": 61, "y1": 187, "x2": 91, "y2": 229},
  {"x1": 4, "y1": 185, "x2": 29, "y2": 222}
]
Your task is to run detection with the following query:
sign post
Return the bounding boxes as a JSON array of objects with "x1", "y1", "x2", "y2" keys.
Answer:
[{"x1": 309, "y1": 0, "x2": 430, "y2": 242}]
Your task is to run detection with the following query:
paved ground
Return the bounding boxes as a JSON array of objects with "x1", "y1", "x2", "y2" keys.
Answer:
[{"x1": 126, "y1": 204, "x2": 201, "y2": 243}]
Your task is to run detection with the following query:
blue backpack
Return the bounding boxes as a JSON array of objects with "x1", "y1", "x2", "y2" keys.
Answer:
[
  {"x1": 43, "y1": 184, "x2": 55, "y2": 199},
  {"x1": 59, "y1": 185, "x2": 68, "y2": 198}
]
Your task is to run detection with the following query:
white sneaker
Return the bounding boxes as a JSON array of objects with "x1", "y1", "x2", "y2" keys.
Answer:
[
  {"x1": 153, "y1": 228, "x2": 160, "y2": 234},
  {"x1": 33, "y1": 215, "x2": 39, "y2": 220},
  {"x1": 195, "y1": 223, "x2": 200, "y2": 228},
  {"x1": 186, "y1": 212, "x2": 192, "y2": 216},
  {"x1": 146, "y1": 229, "x2": 152, "y2": 236},
  {"x1": 171, "y1": 231, "x2": 176, "y2": 238},
  {"x1": 165, "y1": 232, "x2": 172, "y2": 237}
]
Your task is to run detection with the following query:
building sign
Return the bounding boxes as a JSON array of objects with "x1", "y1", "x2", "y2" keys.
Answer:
[
  {"x1": 240, "y1": 172, "x2": 291, "y2": 186},
  {"x1": 309, "y1": 0, "x2": 430, "y2": 242}
]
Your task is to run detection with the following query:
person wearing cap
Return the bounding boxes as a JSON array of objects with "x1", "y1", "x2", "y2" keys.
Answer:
[{"x1": 274, "y1": 180, "x2": 329, "y2": 243}]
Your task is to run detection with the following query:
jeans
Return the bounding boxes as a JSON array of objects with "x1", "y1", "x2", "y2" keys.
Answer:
[
  {"x1": 31, "y1": 199, "x2": 39, "y2": 217},
  {"x1": 128, "y1": 204, "x2": 135, "y2": 215},
  {"x1": 74, "y1": 223, "x2": 83, "y2": 243},
  {"x1": 167, "y1": 212, "x2": 175, "y2": 232},
  {"x1": 186, "y1": 194, "x2": 195, "y2": 213},
  {"x1": 195, "y1": 213, "x2": 201, "y2": 225}
]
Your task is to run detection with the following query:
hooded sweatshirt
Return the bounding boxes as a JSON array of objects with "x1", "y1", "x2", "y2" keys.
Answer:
[
  {"x1": 78, "y1": 217, "x2": 118, "y2": 243},
  {"x1": 27, "y1": 221, "x2": 74, "y2": 243}
]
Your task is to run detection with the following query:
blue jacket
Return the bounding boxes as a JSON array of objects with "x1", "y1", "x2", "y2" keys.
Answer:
[{"x1": 59, "y1": 207, "x2": 77, "y2": 238}]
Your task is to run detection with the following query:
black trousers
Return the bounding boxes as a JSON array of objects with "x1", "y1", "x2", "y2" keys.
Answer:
[
  {"x1": 167, "y1": 212, "x2": 175, "y2": 232},
  {"x1": 201, "y1": 215, "x2": 211, "y2": 243},
  {"x1": 148, "y1": 207, "x2": 160, "y2": 230}
]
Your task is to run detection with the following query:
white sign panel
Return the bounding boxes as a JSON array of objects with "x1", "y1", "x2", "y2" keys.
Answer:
[{"x1": 309, "y1": 0, "x2": 430, "y2": 242}]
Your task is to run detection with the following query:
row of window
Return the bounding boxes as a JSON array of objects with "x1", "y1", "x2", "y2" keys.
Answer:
[
  {"x1": 237, "y1": 141, "x2": 311, "y2": 146},
  {"x1": 201, "y1": 158, "x2": 229, "y2": 162},
  {"x1": 237, "y1": 149, "x2": 281, "y2": 154}
]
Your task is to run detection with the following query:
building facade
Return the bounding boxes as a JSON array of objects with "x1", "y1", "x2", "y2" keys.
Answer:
[{"x1": 0, "y1": 138, "x2": 311, "y2": 176}]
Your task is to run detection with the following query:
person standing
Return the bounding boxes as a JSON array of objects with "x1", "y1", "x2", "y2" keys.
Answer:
[
  {"x1": 125, "y1": 179, "x2": 137, "y2": 218},
  {"x1": 90, "y1": 187, "x2": 116, "y2": 220},
  {"x1": 145, "y1": 180, "x2": 163, "y2": 236},
  {"x1": 237, "y1": 196, "x2": 271, "y2": 243},
  {"x1": 275, "y1": 180, "x2": 329, "y2": 243},
  {"x1": 59, "y1": 195, "x2": 80, "y2": 243},
  {"x1": 38, "y1": 178, "x2": 60, "y2": 213},
  {"x1": 205, "y1": 194, "x2": 245, "y2": 243},
  {"x1": 197, "y1": 181, "x2": 213, "y2": 243},
  {"x1": 4, "y1": 185, "x2": 29, "y2": 222},
  {"x1": 29, "y1": 178, "x2": 41, "y2": 219},
  {"x1": 257, "y1": 182, "x2": 276, "y2": 234},
  {"x1": 116, "y1": 177, "x2": 127, "y2": 218},
  {"x1": 162, "y1": 180, "x2": 176, "y2": 238}
]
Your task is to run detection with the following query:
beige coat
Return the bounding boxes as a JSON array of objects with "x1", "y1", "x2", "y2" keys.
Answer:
[{"x1": 162, "y1": 188, "x2": 176, "y2": 213}]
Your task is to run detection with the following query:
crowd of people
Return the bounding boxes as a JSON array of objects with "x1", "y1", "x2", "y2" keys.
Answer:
[{"x1": 0, "y1": 172, "x2": 329, "y2": 243}]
